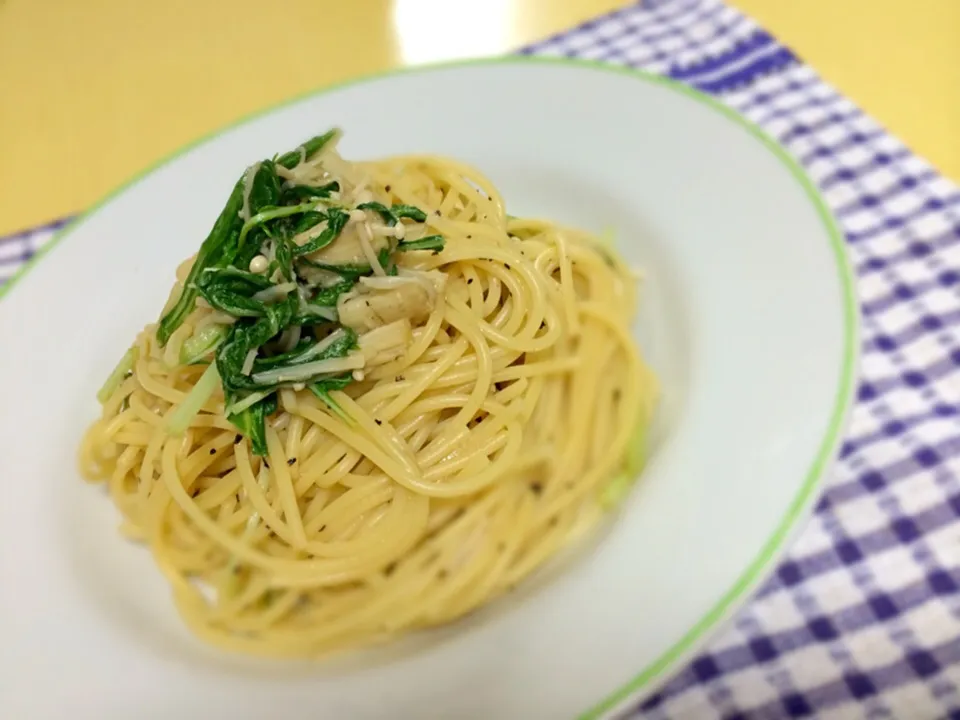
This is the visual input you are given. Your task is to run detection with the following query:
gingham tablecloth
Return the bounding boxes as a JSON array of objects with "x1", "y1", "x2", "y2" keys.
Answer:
[{"x1": 5, "y1": 1, "x2": 960, "y2": 717}]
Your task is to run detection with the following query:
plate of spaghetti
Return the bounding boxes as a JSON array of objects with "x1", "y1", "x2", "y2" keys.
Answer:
[{"x1": 0, "y1": 59, "x2": 856, "y2": 719}]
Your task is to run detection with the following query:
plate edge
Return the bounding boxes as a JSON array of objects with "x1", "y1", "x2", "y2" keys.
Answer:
[{"x1": 0, "y1": 56, "x2": 861, "y2": 719}]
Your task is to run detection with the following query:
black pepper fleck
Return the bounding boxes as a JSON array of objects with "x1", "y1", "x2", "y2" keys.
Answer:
[
  {"x1": 385, "y1": 184, "x2": 391, "y2": 192},
  {"x1": 263, "y1": 459, "x2": 270, "y2": 469},
  {"x1": 209, "y1": 448, "x2": 216, "y2": 455},
  {"x1": 319, "y1": 524, "x2": 327, "y2": 532},
  {"x1": 375, "y1": 419, "x2": 382, "y2": 425},
  {"x1": 287, "y1": 458, "x2": 296, "y2": 466},
  {"x1": 467, "y1": 278, "x2": 474, "y2": 284},
  {"x1": 234, "y1": 434, "x2": 242, "y2": 444},
  {"x1": 504, "y1": 264, "x2": 511, "y2": 270},
  {"x1": 395, "y1": 375, "x2": 405, "y2": 382}
]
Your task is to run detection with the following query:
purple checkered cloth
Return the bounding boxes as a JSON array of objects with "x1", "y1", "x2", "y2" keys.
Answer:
[{"x1": 4, "y1": 1, "x2": 960, "y2": 717}]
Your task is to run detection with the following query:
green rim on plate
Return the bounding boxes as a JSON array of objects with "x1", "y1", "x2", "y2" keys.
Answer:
[{"x1": 0, "y1": 56, "x2": 859, "y2": 719}]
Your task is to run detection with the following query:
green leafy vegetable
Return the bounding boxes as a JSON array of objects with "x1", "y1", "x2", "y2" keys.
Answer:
[
  {"x1": 215, "y1": 293, "x2": 298, "y2": 396},
  {"x1": 279, "y1": 181, "x2": 340, "y2": 204},
  {"x1": 391, "y1": 204, "x2": 428, "y2": 222},
  {"x1": 238, "y1": 201, "x2": 324, "y2": 252},
  {"x1": 196, "y1": 270, "x2": 274, "y2": 318},
  {"x1": 301, "y1": 247, "x2": 393, "y2": 279},
  {"x1": 233, "y1": 163, "x2": 282, "y2": 271},
  {"x1": 229, "y1": 392, "x2": 278, "y2": 456},
  {"x1": 288, "y1": 277, "x2": 354, "y2": 324},
  {"x1": 398, "y1": 235, "x2": 445, "y2": 253},
  {"x1": 311, "y1": 374, "x2": 352, "y2": 392},
  {"x1": 309, "y1": 279, "x2": 356, "y2": 307},
  {"x1": 250, "y1": 328, "x2": 357, "y2": 376},
  {"x1": 201, "y1": 266, "x2": 274, "y2": 290},
  {"x1": 357, "y1": 201, "x2": 396, "y2": 225},
  {"x1": 357, "y1": 202, "x2": 427, "y2": 226},
  {"x1": 144, "y1": 127, "x2": 446, "y2": 452},
  {"x1": 289, "y1": 211, "x2": 327, "y2": 236},
  {"x1": 292, "y1": 208, "x2": 350, "y2": 257},
  {"x1": 156, "y1": 181, "x2": 244, "y2": 345},
  {"x1": 274, "y1": 238, "x2": 295, "y2": 281},
  {"x1": 157, "y1": 162, "x2": 280, "y2": 344},
  {"x1": 247, "y1": 160, "x2": 282, "y2": 217},
  {"x1": 291, "y1": 306, "x2": 339, "y2": 326},
  {"x1": 248, "y1": 329, "x2": 358, "y2": 387},
  {"x1": 275, "y1": 129, "x2": 339, "y2": 170}
]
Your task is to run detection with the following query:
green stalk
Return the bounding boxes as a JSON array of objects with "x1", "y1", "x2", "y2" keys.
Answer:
[
  {"x1": 624, "y1": 411, "x2": 647, "y2": 477},
  {"x1": 599, "y1": 472, "x2": 632, "y2": 511},
  {"x1": 166, "y1": 363, "x2": 221, "y2": 435},
  {"x1": 309, "y1": 386, "x2": 354, "y2": 425},
  {"x1": 179, "y1": 325, "x2": 229, "y2": 365},
  {"x1": 97, "y1": 346, "x2": 139, "y2": 404},
  {"x1": 599, "y1": 409, "x2": 649, "y2": 510},
  {"x1": 224, "y1": 389, "x2": 272, "y2": 417}
]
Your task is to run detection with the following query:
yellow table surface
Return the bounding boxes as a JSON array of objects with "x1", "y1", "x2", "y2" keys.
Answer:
[{"x1": 2, "y1": 0, "x2": 958, "y2": 237}]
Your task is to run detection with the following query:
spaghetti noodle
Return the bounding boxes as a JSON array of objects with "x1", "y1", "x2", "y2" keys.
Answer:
[{"x1": 79, "y1": 130, "x2": 657, "y2": 657}]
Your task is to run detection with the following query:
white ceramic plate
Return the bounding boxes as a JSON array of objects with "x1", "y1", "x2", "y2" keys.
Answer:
[{"x1": 0, "y1": 58, "x2": 857, "y2": 720}]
